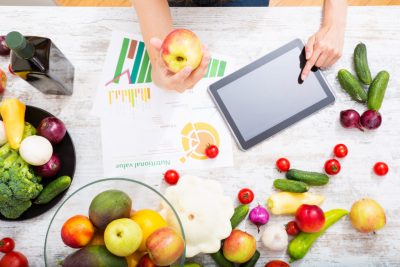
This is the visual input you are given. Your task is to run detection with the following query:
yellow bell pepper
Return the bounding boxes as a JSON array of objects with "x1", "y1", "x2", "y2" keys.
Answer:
[
  {"x1": 267, "y1": 192, "x2": 325, "y2": 215},
  {"x1": 0, "y1": 98, "x2": 26, "y2": 149}
]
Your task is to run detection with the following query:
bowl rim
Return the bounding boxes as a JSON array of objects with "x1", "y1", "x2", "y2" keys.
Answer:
[{"x1": 44, "y1": 177, "x2": 186, "y2": 266}]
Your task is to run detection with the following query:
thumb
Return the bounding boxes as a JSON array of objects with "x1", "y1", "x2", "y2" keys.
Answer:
[
  {"x1": 305, "y1": 36, "x2": 315, "y2": 60},
  {"x1": 150, "y1": 37, "x2": 163, "y2": 51},
  {"x1": 171, "y1": 66, "x2": 193, "y2": 83}
]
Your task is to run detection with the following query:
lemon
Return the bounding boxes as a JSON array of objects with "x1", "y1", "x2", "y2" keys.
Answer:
[{"x1": 131, "y1": 209, "x2": 167, "y2": 251}]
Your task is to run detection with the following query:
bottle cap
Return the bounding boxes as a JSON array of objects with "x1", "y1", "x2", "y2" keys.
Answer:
[{"x1": 5, "y1": 31, "x2": 34, "y2": 59}]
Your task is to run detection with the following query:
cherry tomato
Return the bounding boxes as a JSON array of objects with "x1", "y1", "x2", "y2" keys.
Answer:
[
  {"x1": 265, "y1": 260, "x2": 290, "y2": 267},
  {"x1": 238, "y1": 188, "x2": 254, "y2": 204},
  {"x1": 285, "y1": 221, "x2": 300, "y2": 236},
  {"x1": 374, "y1": 162, "x2": 389, "y2": 176},
  {"x1": 164, "y1": 169, "x2": 180, "y2": 185},
  {"x1": 0, "y1": 251, "x2": 28, "y2": 267},
  {"x1": 205, "y1": 145, "x2": 219, "y2": 159},
  {"x1": 333, "y1": 144, "x2": 348, "y2": 158},
  {"x1": 276, "y1": 158, "x2": 290, "y2": 172},
  {"x1": 0, "y1": 238, "x2": 15, "y2": 253},
  {"x1": 324, "y1": 159, "x2": 341, "y2": 175}
]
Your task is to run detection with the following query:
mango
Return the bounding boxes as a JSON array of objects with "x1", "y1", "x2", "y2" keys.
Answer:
[
  {"x1": 62, "y1": 245, "x2": 127, "y2": 267},
  {"x1": 89, "y1": 190, "x2": 132, "y2": 230}
]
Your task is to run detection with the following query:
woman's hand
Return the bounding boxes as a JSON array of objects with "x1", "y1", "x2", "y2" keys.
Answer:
[
  {"x1": 149, "y1": 38, "x2": 211, "y2": 93},
  {"x1": 301, "y1": 24, "x2": 345, "y2": 81}
]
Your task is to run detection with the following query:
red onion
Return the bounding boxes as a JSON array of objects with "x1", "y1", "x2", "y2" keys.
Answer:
[
  {"x1": 37, "y1": 117, "x2": 67, "y2": 144},
  {"x1": 360, "y1": 110, "x2": 382, "y2": 130},
  {"x1": 34, "y1": 154, "x2": 61, "y2": 178},
  {"x1": 340, "y1": 109, "x2": 363, "y2": 131},
  {"x1": 249, "y1": 204, "x2": 269, "y2": 232},
  {"x1": 0, "y1": 36, "x2": 10, "y2": 56}
]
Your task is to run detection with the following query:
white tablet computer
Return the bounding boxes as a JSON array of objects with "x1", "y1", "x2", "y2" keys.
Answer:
[{"x1": 208, "y1": 39, "x2": 335, "y2": 150}]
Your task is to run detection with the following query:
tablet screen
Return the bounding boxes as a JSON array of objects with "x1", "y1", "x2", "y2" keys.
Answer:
[{"x1": 216, "y1": 45, "x2": 329, "y2": 142}]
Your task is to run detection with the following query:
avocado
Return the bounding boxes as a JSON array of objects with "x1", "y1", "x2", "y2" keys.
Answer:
[
  {"x1": 89, "y1": 190, "x2": 132, "y2": 230},
  {"x1": 62, "y1": 245, "x2": 127, "y2": 267}
]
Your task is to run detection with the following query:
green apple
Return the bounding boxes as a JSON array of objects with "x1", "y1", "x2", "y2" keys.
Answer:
[
  {"x1": 161, "y1": 29, "x2": 203, "y2": 74},
  {"x1": 222, "y1": 229, "x2": 256, "y2": 263},
  {"x1": 104, "y1": 218, "x2": 143, "y2": 257}
]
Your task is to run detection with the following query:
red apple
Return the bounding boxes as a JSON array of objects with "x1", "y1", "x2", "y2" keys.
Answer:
[
  {"x1": 138, "y1": 254, "x2": 158, "y2": 267},
  {"x1": 295, "y1": 204, "x2": 325, "y2": 233},
  {"x1": 160, "y1": 29, "x2": 203, "y2": 74},
  {"x1": 222, "y1": 229, "x2": 256, "y2": 264},
  {"x1": 0, "y1": 68, "x2": 6, "y2": 94},
  {"x1": 146, "y1": 227, "x2": 184, "y2": 266},
  {"x1": 61, "y1": 215, "x2": 95, "y2": 248}
]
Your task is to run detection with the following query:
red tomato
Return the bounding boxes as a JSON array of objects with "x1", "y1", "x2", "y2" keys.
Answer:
[
  {"x1": 285, "y1": 221, "x2": 300, "y2": 236},
  {"x1": 164, "y1": 169, "x2": 180, "y2": 185},
  {"x1": 205, "y1": 145, "x2": 219, "y2": 159},
  {"x1": 295, "y1": 204, "x2": 325, "y2": 233},
  {"x1": 324, "y1": 159, "x2": 341, "y2": 175},
  {"x1": 333, "y1": 144, "x2": 348, "y2": 158},
  {"x1": 0, "y1": 252, "x2": 28, "y2": 267},
  {"x1": 237, "y1": 188, "x2": 254, "y2": 204},
  {"x1": 265, "y1": 260, "x2": 290, "y2": 267},
  {"x1": 374, "y1": 162, "x2": 389, "y2": 176},
  {"x1": 276, "y1": 158, "x2": 290, "y2": 172},
  {"x1": 0, "y1": 238, "x2": 15, "y2": 253}
]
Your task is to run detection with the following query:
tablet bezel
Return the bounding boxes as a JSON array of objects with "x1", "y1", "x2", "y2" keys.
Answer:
[{"x1": 208, "y1": 38, "x2": 335, "y2": 150}]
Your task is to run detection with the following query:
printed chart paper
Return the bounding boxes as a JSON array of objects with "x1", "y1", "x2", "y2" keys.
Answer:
[{"x1": 95, "y1": 31, "x2": 234, "y2": 177}]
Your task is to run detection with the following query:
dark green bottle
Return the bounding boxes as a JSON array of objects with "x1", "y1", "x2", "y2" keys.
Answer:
[{"x1": 6, "y1": 31, "x2": 74, "y2": 95}]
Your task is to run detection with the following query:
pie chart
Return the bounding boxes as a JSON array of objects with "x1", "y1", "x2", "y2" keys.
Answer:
[{"x1": 180, "y1": 122, "x2": 220, "y2": 163}]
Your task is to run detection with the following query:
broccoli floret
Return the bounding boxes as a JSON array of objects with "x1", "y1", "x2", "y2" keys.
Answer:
[
  {"x1": 0, "y1": 143, "x2": 43, "y2": 219},
  {"x1": 22, "y1": 122, "x2": 37, "y2": 140},
  {"x1": 0, "y1": 199, "x2": 32, "y2": 219}
]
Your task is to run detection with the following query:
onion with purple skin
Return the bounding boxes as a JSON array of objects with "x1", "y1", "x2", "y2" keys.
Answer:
[
  {"x1": 37, "y1": 117, "x2": 67, "y2": 144},
  {"x1": 0, "y1": 36, "x2": 10, "y2": 56},
  {"x1": 249, "y1": 204, "x2": 269, "y2": 232},
  {"x1": 360, "y1": 110, "x2": 382, "y2": 130},
  {"x1": 340, "y1": 109, "x2": 363, "y2": 131},
  {"x1": 34, "y1": 154, "x2": 61, "y2": 178}
]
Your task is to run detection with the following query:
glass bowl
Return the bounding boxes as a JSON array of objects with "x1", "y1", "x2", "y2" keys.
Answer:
[{"x1": 44, "y1": 178, "x2": 185, "y2": 266}]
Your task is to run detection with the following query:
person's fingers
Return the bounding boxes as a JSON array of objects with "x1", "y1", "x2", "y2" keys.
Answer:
[
  {"x1": 305, "y1": 35, "x2": 315, "y2": 60},
  {"x1": 315, "y1": 52, "x2": 329, "y2": 68},
  {"x1": 170, "y1": 66, "x2": 193, "y2": 85},
  {"x1": 149, "y1": 37, "x2": 163, "y2": 50},
  {"x1": 186, "y1": 50, "x2": 211, "y2": 88},
  {"x1": 301, "y1": 48, "x2": 322, "y2": 81},
  {"x1": 325, "y1": 49, "x2": 342, "y2": 68}
]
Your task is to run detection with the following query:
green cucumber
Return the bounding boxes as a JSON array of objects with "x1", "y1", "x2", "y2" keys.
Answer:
[
  {"x1": 239, "y1": 250, "x2": 260, "y2": 267},
  {"x1": 230, "y1": 204, "x2": 249, "y2": 229},
  {"x1": 354, "y1": 43, "x2": 372, "y2": 85},
  {"x1": 286, "y1": 169, "x2": 329, "y2": 186},
  {"x1": 338, "y1": 69, "x2": 368, "y2": 103},
  {"x1": 368, "y1": 70, "x2": 390, "y2": 111},
  {"x1": 210, "y1": 250, "x2": 234, "y2": 267},
  {"x1": 288, "y1": 209, "x2": 348, "y2": 262},
  {"x1": 273, "y1": 179, "x2": 309, "y2": 193},
  {"x1": 35, "y1": 175, "x2": 71, "y2": 205}
]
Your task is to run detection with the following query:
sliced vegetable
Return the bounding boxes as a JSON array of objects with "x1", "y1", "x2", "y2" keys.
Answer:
[
  {"x1": 239, "y1": 250, "x2": 260, "y2": 267},
  {"x1": 231, "y1": 204, "x2": 249, "y2": 229},
  {"x1": 261, "y1": 223, "x2": 288, "y2": 251},
  {"x1": 238, "y1": 188, "x2": 254, "y2": 204},
  {"x1": 249, "y1": 205, "x2": 269, "y2": 232},
  {"x1": 360, "y1": 110, "x2": 382, "y2": 130},
  {"x1": 340, "y1": 109, "x2": 363, "y2": 131},
  {"x1": 367, "y1": 70, "x2": 390, "y2": 111},
  {"x1": 34, "y1": 175, "x2": 71, "y2": 205},
  {"x1": 0, "y1": 98, "x2": 26, "y2": 149},
  {"x1": 267, "y1": 192, "x2": 325, "y2": 215},
  {"x1": 337, "y1": 69, "x2": 367, "y2": 103},
  {"x1": 273, "y1": 179, "x2": 309, "y2": 193},
  {"x1": 354, "y1": 43, "x2": 372, "y2": 85},
  {"x1": 286, "y1": 169, "x2": 329, "y2": 186},
  {"x1": 19, "y1": 135, "x2": 53, "y2": 166},
  {"x1": 210, "y1": 250, "x2": 234, "y2": 267},
  {"x1": 37, "y1": 116, "x2": 66, "y2": 144},
  {"x1": 288, "y1": 209, "x2": 348, "y2": 262}
]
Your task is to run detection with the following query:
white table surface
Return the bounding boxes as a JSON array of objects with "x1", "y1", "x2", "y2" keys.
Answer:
[{"x1": 1, "y1": 6, "x2": 400, "y2": 267}]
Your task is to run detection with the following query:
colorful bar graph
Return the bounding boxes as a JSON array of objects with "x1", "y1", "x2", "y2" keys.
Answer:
[
  {"x1": 112, "y1": 38, "x2": 227, "y2": 85},
  {"x1": 108, "y1": 88, "x2": 151, "y2": 108}
]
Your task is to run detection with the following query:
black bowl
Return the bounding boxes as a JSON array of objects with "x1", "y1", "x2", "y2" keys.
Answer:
[{"x1": 0, "y1": 105, "x2": 76, "y2": 221}]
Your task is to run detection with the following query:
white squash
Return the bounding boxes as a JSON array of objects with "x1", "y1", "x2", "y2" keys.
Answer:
[
  {"x1": 0, "y1": 121, "x2": 7, "y2": 146},
  {"x1": 160, "y1": 175, "x2": 234, "y2": 257}
]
